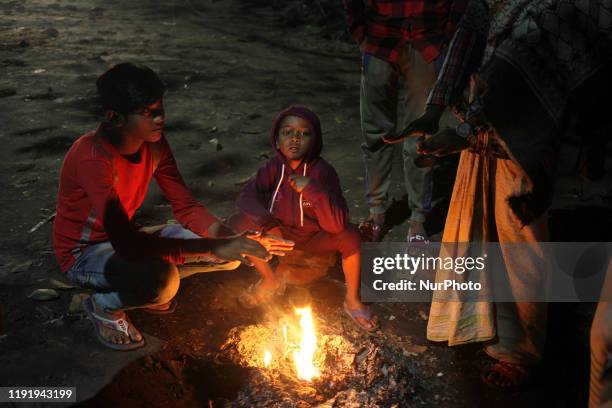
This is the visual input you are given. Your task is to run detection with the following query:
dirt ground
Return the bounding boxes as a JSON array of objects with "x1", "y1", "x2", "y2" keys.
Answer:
[{"x1": 1, "y1": 0, "x2": 611, "y2": 407}]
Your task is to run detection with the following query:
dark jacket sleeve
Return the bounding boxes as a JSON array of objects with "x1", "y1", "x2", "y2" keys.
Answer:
[
  {"x1": 236, "y1": 159, "x2": 280, "y2": 230},
  {"x1": 301, "y1": 165, "x2": 349, "y2": 235},
  {"x1": 343, "y1": 0, "x2": 366, "y2": 45}
]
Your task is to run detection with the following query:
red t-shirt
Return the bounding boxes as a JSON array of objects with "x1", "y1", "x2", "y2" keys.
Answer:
[{"x1": 53, "y1": 126, "x2": 217, "y2": 272}]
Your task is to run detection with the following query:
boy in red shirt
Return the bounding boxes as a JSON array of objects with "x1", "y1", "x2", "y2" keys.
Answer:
[{"x1": 54, "y1": 63, "x2": 293, "y2": 350}]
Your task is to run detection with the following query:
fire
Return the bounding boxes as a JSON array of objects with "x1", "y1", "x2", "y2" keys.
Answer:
[
  {"x1": 292, "y1": 306, "x2": 320, "y2": 381},
  {"x1": 253, "y1": 306, "x2": 321, "y2": 382},
  {"x1": 263, "y1": 350, "x2": 272, "y2": 367}
]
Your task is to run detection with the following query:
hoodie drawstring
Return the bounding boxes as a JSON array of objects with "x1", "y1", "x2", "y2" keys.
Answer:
[
  {"x1": 269, "y1": 164, "x2": 285, "y2": 214},
  {"x1": 299, "y1": 162, "x2": 307, "y2": 227},
  {"x1": 270, "y1": 162, "x2": 308, "y2": 228}
]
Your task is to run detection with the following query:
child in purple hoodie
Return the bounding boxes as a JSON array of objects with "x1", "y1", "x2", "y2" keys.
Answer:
[{"x1": 229, "y1": 106, "x2": 378, "y2": 332}]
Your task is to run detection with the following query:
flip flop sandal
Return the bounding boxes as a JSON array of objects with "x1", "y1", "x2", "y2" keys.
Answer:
[
  {"x1": 343, "y1": 302, "x2": 379, "y2": 333},
  {"x1": 238, "y1": 279, "x2": 286, "y2": 309},
  {"x1": 481, "y1": 361, "x2": 532, "y2": 391},
  {"x1": 83, "y1": 298, "x2": 145, "y2": 351},
  {"x1": 407, "y1": 233, "x2": 430, "y2": 244},
  {"x1": 143, "y1": 298, "x2": 178, "y2": 315}
]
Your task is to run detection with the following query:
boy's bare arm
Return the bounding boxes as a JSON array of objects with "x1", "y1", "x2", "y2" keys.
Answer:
[{"x1": 103, "y1": 192, "x2": 272, "y2": 265}]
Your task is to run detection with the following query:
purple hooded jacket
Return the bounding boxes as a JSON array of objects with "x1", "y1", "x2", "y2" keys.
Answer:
[{"x1": 236, "y1": 106, "x2": 349, "y2": 235}]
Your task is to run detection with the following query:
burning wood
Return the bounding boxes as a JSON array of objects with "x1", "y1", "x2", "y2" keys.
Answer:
[{"x1": 220, "y1": 306, "x2": 422, "y2": 406}]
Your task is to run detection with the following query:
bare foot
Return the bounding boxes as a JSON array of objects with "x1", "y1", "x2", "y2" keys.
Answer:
[
  {"x1": 481, "y1": 361, "x2": 532, "y2": 391},
  {"x1": 91, "y1": 298, "x2": 143, "y2": 345},
  {"x1": 344, "y1": 298, "x2": 378, "y2": 331}
]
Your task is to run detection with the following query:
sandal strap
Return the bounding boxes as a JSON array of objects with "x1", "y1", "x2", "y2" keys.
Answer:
[
  {"x1": 90, "y1": 311, "x2": 130, "y2": 338},
  {"x1": 346, "y1": 306, "x2": 373, "y2": 321},
  {"x1": 408, "y1": 233, "x2": 430, "y2": 243}
]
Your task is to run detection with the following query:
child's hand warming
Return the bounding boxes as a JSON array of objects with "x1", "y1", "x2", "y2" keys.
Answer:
[
  {"x1": 288, "y1": 175, "x2": 310, "y2": 193},
  {"x1": 210, "y1": 233, "x2": 271, "y2": 266},
  {"x1": 246, "y1": 230, "x2": 294, "y2": 257}
]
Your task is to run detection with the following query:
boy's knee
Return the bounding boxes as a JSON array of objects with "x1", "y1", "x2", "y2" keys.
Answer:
[{"x1": 147, "y1": 261, "x2": 180, "y2": 305}]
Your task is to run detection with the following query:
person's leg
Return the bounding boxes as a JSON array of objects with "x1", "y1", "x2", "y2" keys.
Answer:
[
  {"x1": 97, "y1": 256, "x2": 179, "y2": 346},
  {"x1": 302, "y1": 225, "x2": 377, "y2": 330},
  {"x1": 397, "y1": 45, "x2": 438, "y2": 240},
  {"x1": 67, "y1": 242, "x2": 180, "y2": 347},
  {"x1": 360, "y1": 52, "x2": 399, "y2": 237},
  {"x1": 341, "y1": 253, "x2": 362, "y2": 309}
]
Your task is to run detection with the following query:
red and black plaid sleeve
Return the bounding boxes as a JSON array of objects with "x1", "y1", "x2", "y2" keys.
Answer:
[
  {"x1": 427, "y1": 0, "x2": 488, "y2": 106},
  {"x1": 427, "y1": 1, "x2": 486, "y2": 107}
]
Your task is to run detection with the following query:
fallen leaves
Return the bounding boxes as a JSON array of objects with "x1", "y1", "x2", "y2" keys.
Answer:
[{"x1": 28, "y1": 288, "x2": 60, "y2": 301}]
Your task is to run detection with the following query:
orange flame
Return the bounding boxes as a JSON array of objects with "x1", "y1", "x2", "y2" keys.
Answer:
[
  {"x1": 292, "y1": 306, "x2": 319, "y2": 381},
  {"x1": 263, "y1": 349, "x2": 272, "y2": 367}
]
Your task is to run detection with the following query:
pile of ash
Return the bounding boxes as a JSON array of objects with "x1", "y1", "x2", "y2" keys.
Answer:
[{"x1": 220, "y1": 320, "x2": 424, "y2": 407}]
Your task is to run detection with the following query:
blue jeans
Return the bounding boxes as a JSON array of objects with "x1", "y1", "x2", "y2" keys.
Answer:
[{"x1": 66, "y1": 225, "x2": 239, "y2": 311}]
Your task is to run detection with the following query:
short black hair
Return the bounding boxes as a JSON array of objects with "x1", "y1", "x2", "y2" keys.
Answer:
[{"x1": 96, "y1": 63, "x2": 165, "y2": 114}]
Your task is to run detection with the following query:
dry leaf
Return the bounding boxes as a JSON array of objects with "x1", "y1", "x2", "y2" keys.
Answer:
[
  {"x1": 48, "y1": 279, "x2": 76, "y2": 290},
  {"x1": 28, "y1": 288, "x2": 59, "y2": 301}
]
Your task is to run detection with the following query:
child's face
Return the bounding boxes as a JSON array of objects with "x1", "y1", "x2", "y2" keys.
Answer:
[
  {"x1": 122, "y1": 99, "x2": 165, "y2": 143},
  {"x1": 277, "y1": 115, "x2": 313, "y2": 163}
]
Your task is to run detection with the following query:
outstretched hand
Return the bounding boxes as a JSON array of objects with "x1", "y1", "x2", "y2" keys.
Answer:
[
  {"x1": 246, "y1": 230, "x2": 294, "y2": 257},
  {"x1": 210, "y1": 233, "x2": 271, "y2": 266},
  {"x1": 383, "y1": 105, "x2": 444, "y2": 144},
  {"x1": 416, "y1": 128, "x2": 470, "y2": 157}
]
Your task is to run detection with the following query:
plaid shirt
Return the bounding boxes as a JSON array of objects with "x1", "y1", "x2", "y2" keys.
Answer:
[
  {"x1": 343, "y1": 0, "x2": 468, "y2": 63},
  {"x1": 426, "y1": 25, "x2": 486, "y2": 107}
]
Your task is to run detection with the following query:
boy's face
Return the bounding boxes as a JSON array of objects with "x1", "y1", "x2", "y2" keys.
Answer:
[
  {"x1": 122, "y1": 99, "x2": 165, "y2": 143},
  {"x1": 277, "y1": 115, "x2": 313, "y2": 163}
]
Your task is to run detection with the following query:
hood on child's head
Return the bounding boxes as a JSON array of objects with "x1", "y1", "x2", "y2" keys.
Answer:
[{"x1": 270, "y1": 105, "x2": 323, "y2": 163}]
